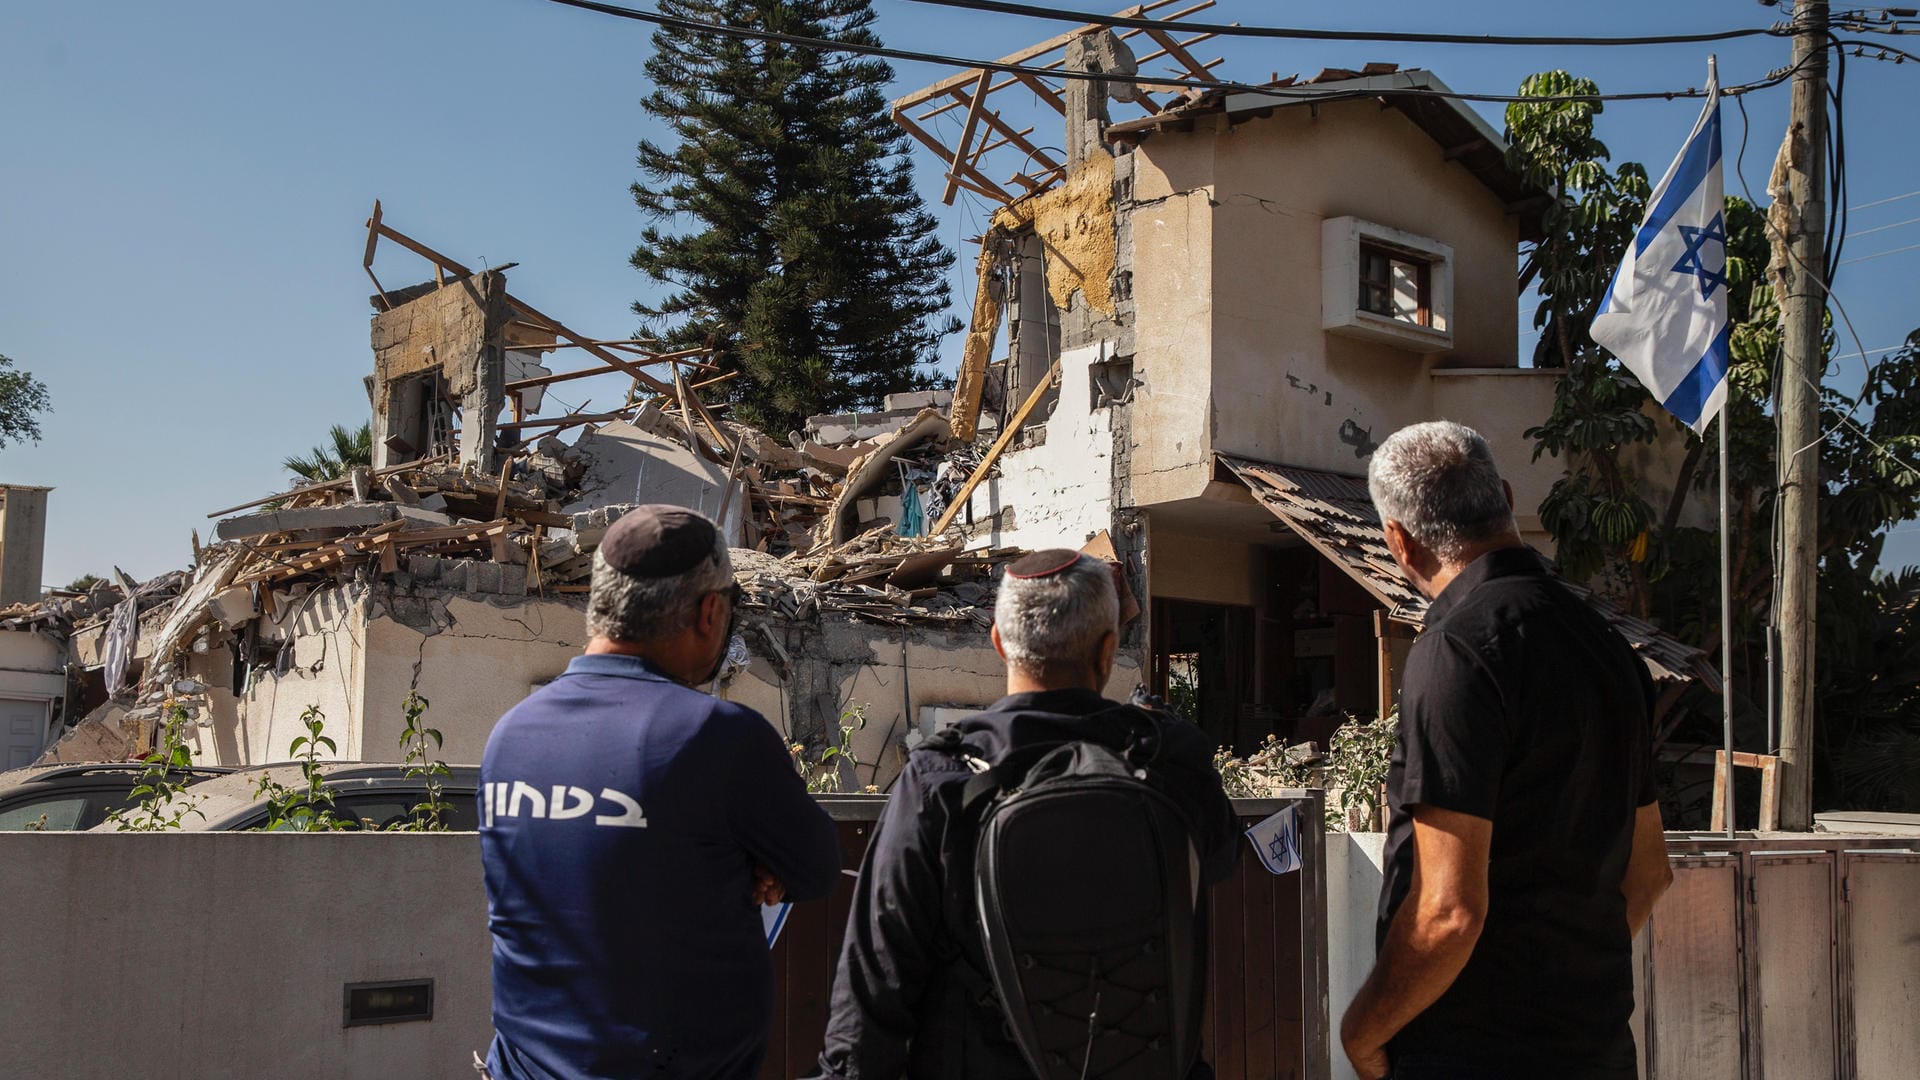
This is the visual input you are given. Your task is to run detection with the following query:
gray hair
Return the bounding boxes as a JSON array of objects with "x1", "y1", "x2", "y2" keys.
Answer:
[
  {"x1": 1367, "y1": 420, "x2": 1516, "y2": 563},
  {"x1": 585, "y1": 530, "x2": 734, "y2": 643},
  {"x1": 994, "y1": 554, "x2": 1121, "y2": 672}
]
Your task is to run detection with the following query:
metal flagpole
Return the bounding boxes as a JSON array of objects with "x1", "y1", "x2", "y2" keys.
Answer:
[
  {"x1": 1720, "y1": 404, "x2": 1737, "y2": 838},
  {"x1": 1712, "y1": 53, "x2": 1737, "y2": 840}
]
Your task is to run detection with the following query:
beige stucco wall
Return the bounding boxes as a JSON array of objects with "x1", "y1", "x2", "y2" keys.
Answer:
[
  {"x1": 719, "y1": 616, "x2": 1140, "y2": 790},
  {"x1": 361, "y1": 595, "x2": 586, "y2": 766},
  {"x1": 0, "y1": 833, "x2": 490, "y2": 1080},
  {"x1": 1429, "y1": 368, "x2": 1562, "y2": 542},
  {"x1": 189, "y1": 585, "x2": 371, "y2": 767},
  {"x1": 1149, "y1": 528, "x2": 1264, "y2": 607},
  {"x1": 1122, "y1": 103, "x2": 1571, "y2": 509},
  {"x1": 1127, "y1": 134, "x2": 1219, "y2": 507}
]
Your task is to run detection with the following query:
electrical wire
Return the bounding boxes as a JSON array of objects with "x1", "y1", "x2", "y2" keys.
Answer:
[
  {"x1": 1832, "y1": 36, "x2": 1920, "y2": 60},
  {"x1": 1837, "y1": 240, "x2": 1920, "y2": 264},
  {"x1": 898, "y1": 0, "x2": 1788, "y2": 46},
  {"x1": 1851, "y1": 188, "x2": 1920, "y2": 211},
  {"x1": 538, "y1": 0, "x2": 1797, "y2": 103},
  {"x1": 1849, "y1": 213, "x2": 1920, "y2": 237}
]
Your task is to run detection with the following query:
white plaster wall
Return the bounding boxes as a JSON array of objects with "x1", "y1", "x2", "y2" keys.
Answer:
[
  {"x1": 192, "y1": 586, "x2": 370, "y2": 767},
  {"x1": 980, "y1": 343, "x2": 1119, "y2": 551},
  {"x1": 361, "y1": 596, "x2": 586, "y2": 766},
  {"x1": 1326, "y1": 831, "x2": 1387, "y2": 1080},
  {"x1": 0, "y1": 833, "x2": 490, "y2": 1080},
  {"x1": 0, "y1": 628, "x2": 66, "y2": 700}
]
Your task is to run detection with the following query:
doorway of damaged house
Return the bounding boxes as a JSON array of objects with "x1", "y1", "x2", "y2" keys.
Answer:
[{"x1": 1144, "y1": 472, "x2": 1412, "y2": 756}]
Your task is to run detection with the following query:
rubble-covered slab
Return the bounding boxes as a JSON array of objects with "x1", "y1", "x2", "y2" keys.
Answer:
[{"x1": 565, "y1": 420, "x2": 746, "y2": 544}]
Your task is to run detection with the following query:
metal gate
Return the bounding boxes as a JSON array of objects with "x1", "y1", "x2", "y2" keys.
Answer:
[{"x1": 1639, "y1": 836, "x2": 1920, "y2": 1079}]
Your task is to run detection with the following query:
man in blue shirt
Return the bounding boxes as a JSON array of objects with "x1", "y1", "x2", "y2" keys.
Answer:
[{"x1": 481, "y1": 505, "x2": 841, "y2": 1080}]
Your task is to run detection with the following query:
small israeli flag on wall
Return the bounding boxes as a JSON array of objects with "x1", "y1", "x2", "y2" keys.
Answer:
[
  {"x1": 1245, "y1": 804, "x2": 1302, "y2": 875},
  {"x1": 762, "y1": 901, "x2": 793, "y2": 949},
  {"x1": 1589, "y1": 67, "x2": 1731, "y2": 433}
]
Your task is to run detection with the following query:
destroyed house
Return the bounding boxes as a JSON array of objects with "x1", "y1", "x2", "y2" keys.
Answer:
[{"x1": 904, "y1": 42, "x2": 1711, "y2": 754}]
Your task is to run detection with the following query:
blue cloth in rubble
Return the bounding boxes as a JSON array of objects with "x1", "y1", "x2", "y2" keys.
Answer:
[{"x1": 480, "y1": 652, "x2": 840, "y2": 1080}]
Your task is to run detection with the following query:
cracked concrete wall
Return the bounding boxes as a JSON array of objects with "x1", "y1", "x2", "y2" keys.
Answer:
[
  {"x1": 361, "y1": 593, "x2": 586, "y2": 765},
  {"x1": 1126, "y1": 134, "x2": 1218, "y2": 508},
  {"x1": 717, "y1": 609, "x2": 1140, "y2": 790},
  {"x1": 188, "y1": 584, "x2": 372, "y2": 767}
]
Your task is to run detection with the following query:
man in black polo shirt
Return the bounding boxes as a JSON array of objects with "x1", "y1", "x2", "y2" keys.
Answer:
[{"x1": 1340, "y1": 422, "x2": 1674, "y2": 1080}]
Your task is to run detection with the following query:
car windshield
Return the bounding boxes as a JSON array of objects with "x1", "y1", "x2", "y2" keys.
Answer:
[{"x1": 0, "y1": 796, "x2": 90, "y2": 831}]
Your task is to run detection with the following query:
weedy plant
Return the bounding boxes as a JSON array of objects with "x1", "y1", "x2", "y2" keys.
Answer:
[
  {"x1": 253, "y1": 705, "x2": 350, "y2": 831},
  {"x1": 791, "y1": 704, "x2": 875, "y2": 794},
  {"x1": 1211, "y1": 710, "x2": 1399, "y2": 832},
  {"x1": 392, "y1": 690, "x2": 453, "y2": 831},
  {"x1": 106, "y1": 702, "x2": 206, "y2": 831}
]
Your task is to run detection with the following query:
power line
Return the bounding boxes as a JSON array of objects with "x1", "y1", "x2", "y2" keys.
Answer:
[
  {"x1": 1837, "y1": 240, "x2": 1920, "y2": 265},
  {"x1": 899, "y1": 0, "x2": 1787, "y2": 46},
  {"x1": 1833, "y1": 36, "x2": 1920, "y2": 60},
  {"x1": 539, "y1": 0, "x2": 1797, "y2": 103},
  {"x1": 1851, "y1": 187, "x2": 1920, "y2": 211},
  {"x1": 1851, "y1": 213, "x2": 1920, "y2": 236}
]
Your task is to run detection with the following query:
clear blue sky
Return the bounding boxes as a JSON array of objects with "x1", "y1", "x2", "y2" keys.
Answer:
[{"x1": 3, "y1": 0, "x2": 1915, "y2": 587}]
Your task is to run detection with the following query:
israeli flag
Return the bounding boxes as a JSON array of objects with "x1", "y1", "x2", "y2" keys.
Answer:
[
  {"x1": 1589, "y1": 68, "x2": 1730, "y2": 433},
  {"x1": 1245, "y1": 804, "x2": 1302, "y2": 876},
  {"x1": 761, "y1": 901, "x2": 793, "y2": 949}
]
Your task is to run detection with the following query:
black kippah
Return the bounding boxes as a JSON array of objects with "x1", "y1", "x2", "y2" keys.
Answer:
[
  {"x1": 1004, "y1": 548, "x2": 1082, "y2": 580},
  {"x1": 598, "y1": 505, "x2": 719, "y2": 578}
]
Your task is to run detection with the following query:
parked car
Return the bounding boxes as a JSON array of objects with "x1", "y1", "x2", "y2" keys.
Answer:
[
  {"x1": 132, "y1": 762, "x2": 483, "y2": 831},
  {"x1": 0, "y1": 762, "x2": 233, "y2": 831}
]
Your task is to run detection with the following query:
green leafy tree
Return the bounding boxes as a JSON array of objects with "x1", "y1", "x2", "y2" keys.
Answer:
[
  {"x1": 1508, "y1": 71, "x2": 1920, "y2": 813},
  {"x1": 65, "y1": 574, "x2": 107, "y2": 593},
  {"x1": 282, "y1": 422, "x2": 372, "y2": 485},
  {"x1": 631, "y1": 0, "x2": 960, "y2": 434},
  {"x1": 0, "y1": 354, "x2": 51, "y2": 450}
]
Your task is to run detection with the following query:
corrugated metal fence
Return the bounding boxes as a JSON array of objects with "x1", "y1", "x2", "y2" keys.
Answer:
[{"x1": 1638, "y1": 835, "x2": 1920, "y2": 1079}]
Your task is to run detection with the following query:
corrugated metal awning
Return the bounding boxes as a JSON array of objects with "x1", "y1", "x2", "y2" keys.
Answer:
[{"x1": 1218, "y1": 455, "x2": 1720, "y2": 690}]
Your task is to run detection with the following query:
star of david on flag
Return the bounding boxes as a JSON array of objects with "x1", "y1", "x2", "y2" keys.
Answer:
[
  {"x1": 1589, "y1": 67, "x2": 1731, "y2": 434},
  {"x1": 1245, "y1": 803, "x2": 1302, "y2": 876}
]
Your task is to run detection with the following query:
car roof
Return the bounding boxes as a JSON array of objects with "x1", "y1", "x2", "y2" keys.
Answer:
[
  {"x1": 153, "y1": 761, "x2": 479, "y2": 831},
  {"x1": 0, "y1": 761, "x2": 232, "y2": 796}
]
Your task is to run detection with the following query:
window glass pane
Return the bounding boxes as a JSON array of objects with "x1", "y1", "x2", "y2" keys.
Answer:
[
  {"x1": 1391, "y1": 259, "x2": 1421, "y2": 322},
  {"x1": 0, "y1": 796, "x2": 89, "y2": 831}
]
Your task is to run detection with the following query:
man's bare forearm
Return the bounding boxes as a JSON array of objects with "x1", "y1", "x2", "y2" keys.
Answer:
[{"x1": 1342, "y1": 891, "x2": 1483, "y2": 1064}]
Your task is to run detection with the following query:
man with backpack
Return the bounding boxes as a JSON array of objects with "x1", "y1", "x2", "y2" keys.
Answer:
[{"x1": 811, "y1": 549, "x2": 1239, "y2": 1080}]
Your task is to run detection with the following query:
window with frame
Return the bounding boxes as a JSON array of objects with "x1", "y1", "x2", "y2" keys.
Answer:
[
  {"x1": 1322, "y1": 217, "x2": 1453, "y2": 353},
  {"x1": 1357, "y1": 244, "x2": 1432, "y2": 327}
]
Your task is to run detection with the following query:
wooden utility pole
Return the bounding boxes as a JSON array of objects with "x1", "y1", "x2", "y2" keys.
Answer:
[{"x1": 1775, "y1": 0, "x2": 1828, "y2": 830}]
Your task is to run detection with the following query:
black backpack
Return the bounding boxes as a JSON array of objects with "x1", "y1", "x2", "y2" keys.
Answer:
[{"x1": 933, "y1": 706, "x2": 1206, "y2": 1080}]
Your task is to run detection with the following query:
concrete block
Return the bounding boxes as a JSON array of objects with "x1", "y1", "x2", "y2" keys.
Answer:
[
  {"x1": 214, "y1": 503, "x2": 396, "y2": 541},
  {"x1": 883, "y1": 389, "x2": 953, "y2": 412},
  {"x1": 466, "y1": 562, "x2": 502, "y2": 595},
  {"x1": 208, "y1": 585, "x2": 258, "y2": 630},
  {"x1": 394, "y1": 506, "x2": 453, "y2": 530},
  {"x1": 496, "y1": 564, "x2": 528, "y2": 597}
]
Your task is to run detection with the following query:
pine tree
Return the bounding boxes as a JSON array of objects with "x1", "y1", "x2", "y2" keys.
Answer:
[{"x1": 631, "y1": 0, "x2": 960, "y2": 435}]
